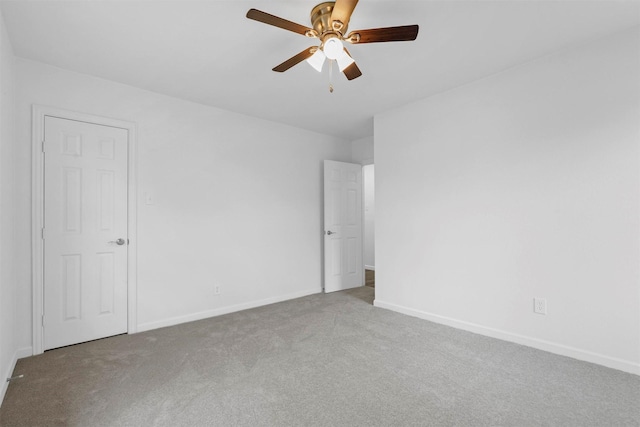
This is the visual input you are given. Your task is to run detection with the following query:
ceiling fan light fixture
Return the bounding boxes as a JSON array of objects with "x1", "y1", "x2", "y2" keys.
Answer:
[
  {"x1": 306, "y1": 48, "x2": 326, "y2": 72},
  {"x1": 323, "y1": 37, "x2": 343, "y2": 60},
  {"x1": 336, "y1": 49, "x2": 355, "y2": 72},
  {"x1": 246, "y1": 3, "x2": 419, "y2": 85}
]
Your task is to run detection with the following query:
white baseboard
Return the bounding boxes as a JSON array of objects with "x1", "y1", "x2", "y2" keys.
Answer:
[
  {"x1": 364, "y1": 265, "x2": 375, "y2": 271},
  {"x1": 374, "y1": 299, "x2": 639, "y2": 376},
  {"x1": 1, "y1": 347, "x2": 33, "y2": 407},
  {"x1": 137, "y1": 288, "x2": 321, "y2": 333}
]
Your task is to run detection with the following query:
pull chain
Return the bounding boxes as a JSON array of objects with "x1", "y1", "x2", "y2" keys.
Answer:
[{"x1": 328, "y1": 60, "x2": 334, "y2": 93}]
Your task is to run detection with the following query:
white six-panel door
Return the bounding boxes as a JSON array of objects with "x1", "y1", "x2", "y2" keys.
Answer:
[
  {"x1": 324, "y1": 160, "x2": 363, "y2": 293},
  {"x1": 43, "y1": 116, "x2": 128, "y2": 350}
]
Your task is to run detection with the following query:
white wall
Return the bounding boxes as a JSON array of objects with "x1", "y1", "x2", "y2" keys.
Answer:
[
  {"x1": 12, "y1": 59, "x2": 351, "y2": 349},
  {"x1": 375, "y1": 28, "x2": 640, "y2": 374},
  {"x1": 351, "y1": 135, "x2": 374, "y2": 166},
  {"x1": 0, "y1": 8, "x2": 23, "y2": 405},
  {"x1": 363, "y1": 164, "x2": 375, "y2": 269}
]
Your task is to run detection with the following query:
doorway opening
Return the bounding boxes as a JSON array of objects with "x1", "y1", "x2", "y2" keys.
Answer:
[{"x1": 363, "y1": 164, "x2": 375, "y2": 288}]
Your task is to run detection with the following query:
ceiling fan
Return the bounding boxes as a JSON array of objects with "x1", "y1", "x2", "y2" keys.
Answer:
[{"x1": 246, "y1": 0, "x2": 419, "y2": 91}]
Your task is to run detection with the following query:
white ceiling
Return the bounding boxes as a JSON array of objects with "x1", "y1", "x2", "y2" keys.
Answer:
[{"x1": 1, "y1": 0, "x2": 639, "y2": 140}]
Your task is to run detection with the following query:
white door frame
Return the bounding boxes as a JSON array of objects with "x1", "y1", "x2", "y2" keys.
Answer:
[
  {"x1": 359, "y1": 159, "x2": 374, "y2": 282},
  {"x1": 31, "y1": 105, "x2": 138, "y2": 355},
  {"x1": 361, "y1": 162, "x2": 374, "y2": 273}
]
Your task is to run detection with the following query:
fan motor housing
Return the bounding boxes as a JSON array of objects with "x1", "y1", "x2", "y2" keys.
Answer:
[{"x1": 310, "y1": 2, "x2": 348, "y2": 36}]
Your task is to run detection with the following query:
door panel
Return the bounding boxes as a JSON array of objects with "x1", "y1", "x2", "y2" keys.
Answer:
[
  {"x1": 43, "y1": 116, "x2": 128, "y2": 350},
  {"x1": 324, "y1": 160, "x2": 363, "y2": 292}
]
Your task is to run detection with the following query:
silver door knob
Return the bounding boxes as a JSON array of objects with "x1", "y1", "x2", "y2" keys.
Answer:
[
  {"x1": 326, "y1": 230, "x2": 336, "y2": 235},
  {"x1": 109, "y1": 238, "x2": 126, "y2": 245}
]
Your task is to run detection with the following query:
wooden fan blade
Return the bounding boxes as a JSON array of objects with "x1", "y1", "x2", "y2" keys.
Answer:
[
  {"x1": 343, "y1": 62, "x2": 362, "y2": 81},
  {"x1": 246, "y1": 9, "x2": 313, "y2": 36},
  {"x1": 273, "y1": 47, "x2": 315, "y2": 72},
  {"x1": 347, "y1": 25, "x2": 419, "y2": 43},
  {"x1": 330, "y1": 0, "x2": 359, "y2": 29}
]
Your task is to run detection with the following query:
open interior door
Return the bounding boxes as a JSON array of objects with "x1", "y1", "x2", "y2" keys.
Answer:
[{"x1": 323, "y1": 160, "x2": 363, "y2": 292}]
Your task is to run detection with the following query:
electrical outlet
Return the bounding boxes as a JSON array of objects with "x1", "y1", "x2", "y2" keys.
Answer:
[
  {"x1": 534, "y1": 298, "x2": 547, "y2": 315},
  {"x1": 214, "y1": 285, "x2": 221, "y2": 296}
]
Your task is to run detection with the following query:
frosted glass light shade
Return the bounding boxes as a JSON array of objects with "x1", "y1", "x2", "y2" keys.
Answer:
[
  {"x1": 323, "y1": 38, "x2": 343, "y2": 60},
  {"x1": 336, "y1": 50, "x2": 355, "y2": 71},
  {"x1": 306, "y1": 49, "x2": 326, "y2": 72}
]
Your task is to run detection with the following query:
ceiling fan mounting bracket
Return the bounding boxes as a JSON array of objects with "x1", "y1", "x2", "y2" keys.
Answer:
[
  {"x1": 345, "y1": 32, "x2": 360, "y2": 43},
  {"x1": 332, "y1": 20, "x2": 345, "y2": 32},
  {"x1": 305, "y1": 29, "x2": 319, "y2": 38}
]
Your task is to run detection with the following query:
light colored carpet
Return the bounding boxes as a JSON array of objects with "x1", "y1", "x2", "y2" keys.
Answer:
[{"x1": 1, "y1": 286, "x2": 638, "y2": 426}]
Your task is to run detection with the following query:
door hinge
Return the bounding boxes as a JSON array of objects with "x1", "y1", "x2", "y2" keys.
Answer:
[
  {"x1": 41, "y1": 140, "x2": 45, "y2": 153},
  {"x1": 41, "y1": 228, "x2": 45, "y2": 240},
  {"x1": 41, "y1": 315, "x2": 45, "y2": 327}
]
